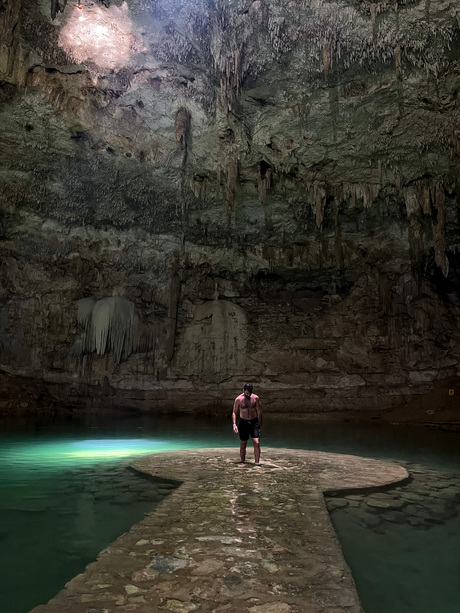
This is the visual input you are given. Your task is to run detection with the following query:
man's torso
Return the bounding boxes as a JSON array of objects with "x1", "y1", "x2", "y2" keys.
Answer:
[{"x1": 236, "y1": 393, "x2": 259, "y2": 420}]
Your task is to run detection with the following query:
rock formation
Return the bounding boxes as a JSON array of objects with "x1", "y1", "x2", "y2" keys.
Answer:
[{"x1": 0, "y1": 0, "x2": 459, "y2": 417}]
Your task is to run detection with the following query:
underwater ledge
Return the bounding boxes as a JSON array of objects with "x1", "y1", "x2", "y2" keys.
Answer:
[{"x1": 29, "y1": 448, "x2": 408, "y2": 613}]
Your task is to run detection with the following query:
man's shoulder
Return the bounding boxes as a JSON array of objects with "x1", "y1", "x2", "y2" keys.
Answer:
[
  {"x1": 252, "y1": 394, "x2": 260, "y2": 400},
  {"x1": 235, "y1": 393, "x2": 245, "y2": 401}
]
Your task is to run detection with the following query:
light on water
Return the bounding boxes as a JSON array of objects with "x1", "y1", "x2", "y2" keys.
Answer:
[
  {"x1": 1, "y1": 414, "x2": 459, "y2": 613},
  {"x1": 64, "y1": 438, "x2": 161, "y2": 459},
  {"x1": 3, "y1": 438, "x2": 199, "y2": 468},
  {"x1": 0, "y1": 427, "x2": 190, "y2": 613},
  {"x1": 69, "y1": 437, "x2": 163, "y2": 455}
]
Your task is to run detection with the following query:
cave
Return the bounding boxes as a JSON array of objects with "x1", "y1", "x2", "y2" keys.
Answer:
[
  {"x1": 0, "y1": 0, "x2": 459, "y2": 421},
  {"x1": 1, "y1": 1, "x2": 459, "y2": 612}
]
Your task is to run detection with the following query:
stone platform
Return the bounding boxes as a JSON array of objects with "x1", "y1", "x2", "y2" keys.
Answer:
[{"x1": 30, "y1": 449, "x2": 409, "y2": 613}]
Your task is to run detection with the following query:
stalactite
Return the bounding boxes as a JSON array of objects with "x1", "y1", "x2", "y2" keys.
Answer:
[
  {"x1": 394, "y1": 44, "x2": 402, "y2": 79},
  {"x1": 323, "y1": 38, "x2": 331, "y2": 79},
  {"x1": 77, "y1": 297, "x2": 95, "y2": 354},
  {"x1": 75, "y1": 296, "x2": 135, "y2": 364},
  {"x1": 0, "y1": 0, "x2": 23, "y2": 81},
  {"x1": 343, "y1": 183, "x2": 380, "y2": 208},
  {"x1": 217, "y1": 50, "x2": 246, "y2": 111},
  {"x1": 166, "y1": 274, "x2": 181, "y2": 362},
  {"x1": 414, "y1": 179, "x2": 431, "y2": 215},
  {"x1": 305, "y1": 180, "x2": 382, "y2": 227},
  {"x1": 378, "y1": 275, "x2": 393, "y2": 316},
  {"x1": 369, "y1": 4, "x2": 377, "y2": 23},
  {"x1": 308, "y1": 182, "x2": 327, "y2": 228},
  {"x1": 174, "y1": 107, "x2": 192, "y2": 214},
  {"x1": 333, "y1": 201, "x2": 344, "y2": 269},
  {"x1": 107, "y1": 298, "x2": 134, "y2": 364},
  {"x1": 258, "y1": 161, "x2": 272, "y2": 204},
  {"x1": 77, "y1": 297, "x2": 94, "y2": 330},
  {"x1": 132, "y1": 318, "x2": 158, "y2": 355},
  {"x1": 226, "y1": 158, "x2": 238, "y2": 214},
  {"x1": 174, "y1": 107, "x2": 191, "y2": 151},
  {"x1": 431, "y1": 182, "x2": 449, "y2": 277},
  {"x1": 450, "y1": 123, "x2": 460, "y2": 179},
  {"x1": 51, "y1": 0, "x2": 67, "y2": 21},
  {"x1": 403, "y1": 183, "x2": 426, "y2": 267},
  {"x1": 425, "y1": 0, "x2": 431, "y2": 21},
  {"x1": 403, "y1": 179, "x2": 449, "y2": 277},
  {"x1": 404, "y1": 185, "x2": 420, "y2": 219},
  {"x1": 145, "y1": 0, "x2": 456, "y2": 111},
  {"x1": 191, "y1": 174, "x2": 208, "y2": 200}
]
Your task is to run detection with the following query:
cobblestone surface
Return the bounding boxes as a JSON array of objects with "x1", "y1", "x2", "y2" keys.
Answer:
[{"x1": 29, "y1": 449, "x2": 408, "y2": 613}]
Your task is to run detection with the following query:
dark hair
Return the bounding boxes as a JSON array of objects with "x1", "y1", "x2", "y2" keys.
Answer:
[{"x1": 243, "y1": 383, "x2": 253, "y2": 393}]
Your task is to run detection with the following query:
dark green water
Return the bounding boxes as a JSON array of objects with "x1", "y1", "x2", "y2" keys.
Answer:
[{"x1": 1, "y1": 412, "x2": 459, "y2": 613}]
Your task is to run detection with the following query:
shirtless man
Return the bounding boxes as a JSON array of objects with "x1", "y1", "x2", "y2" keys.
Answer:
[{"x1": 232, "y1": 383, "x2": 262, "y2": 465}]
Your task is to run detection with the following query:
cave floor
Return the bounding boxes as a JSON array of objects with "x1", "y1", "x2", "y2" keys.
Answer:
[{"x1": 30, "y1": 448, "x2": 408, "y2": 613}]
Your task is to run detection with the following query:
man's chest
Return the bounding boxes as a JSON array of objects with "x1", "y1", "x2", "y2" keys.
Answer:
[{"x1": 239, "y1": 397, "x2": 255, "y2": 410}]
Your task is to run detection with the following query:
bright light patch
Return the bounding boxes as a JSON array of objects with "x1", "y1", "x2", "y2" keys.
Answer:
[
  {"x1": 2, "y1": 438, "x2": 187, "y2": 470},
  {"x1": 58, "y1": 2, "x2": 138, "y2": 72},
  {"x1": 66, "y1": 439, "x2": 162, "y2": 459}
]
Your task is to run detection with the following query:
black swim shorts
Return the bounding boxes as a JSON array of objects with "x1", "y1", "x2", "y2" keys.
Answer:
[{"x1": 238, "y1": 417, "x2": 260, "y2": 441}]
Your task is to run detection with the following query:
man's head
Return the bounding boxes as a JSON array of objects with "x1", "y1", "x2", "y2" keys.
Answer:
[{"x1": 243, "y1": 383, "x2": 253, "y2": 397}]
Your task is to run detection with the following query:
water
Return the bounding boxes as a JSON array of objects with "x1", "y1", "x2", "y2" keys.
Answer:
[{"x1": 0, "y1": 412, "x2": 459, "y2": 613}]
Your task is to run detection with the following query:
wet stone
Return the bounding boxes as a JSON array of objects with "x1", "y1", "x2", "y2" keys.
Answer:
[
  {"x1": 229, "y1": 561, "x2": 259, "y2": 575},
  {"x1": 29, "y1": 448, "x2": 408, "y2": 613},
  {"x1": 112, "y1": 493, "x2": 139, "y2": 505},
  {"x1": 165, "y1": 599, "x2": 199, "y2": 612},
  {"x1": 399, "y1": 492, "x2": 426, "y2": 503},
  {"x1": 124, "y1": 584, "x2": 143, "y2": 594},
  {"x1": 221, "y1": 575, "x2": 243, "y2": 591},
  {"x1": 150, "y1": 556, "x2": 189, "y2": 573},
  {"x1": 196, "y1": 535, "x2": 242, "y2": 544},
  {"x1": 381, "y1": 510, "x2": 408, "y2": 524},
  {"x1": 407, "y1": 516, "x2": 430, "y2": 529},
  {"x1": 352, "y1": 508, "x2": 382, "y2": 528},
  {"x1": 327, "y1": 499, "x2": 348, "y2": 510},
  {"x1": 429, "y1": 489, "x2": 460, "y2": 500},
  {"x1": 248, "y1": 603, "x2": 293, "y2": 613},
  {"x1": 190, "y1": 558, "x2": 225, "y2": 575},
  {"x1": 316, "y1": 586, "x2": 357, "y2": 607}
]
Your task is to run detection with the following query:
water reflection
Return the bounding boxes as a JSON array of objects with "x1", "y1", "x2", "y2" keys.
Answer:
[{"x1": 0, "y1": 413, "x2": 459, "y2": 613}]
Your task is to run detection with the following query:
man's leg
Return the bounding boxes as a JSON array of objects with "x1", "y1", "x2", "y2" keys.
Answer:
[
  {"x1": 252, "y1": 438, "x2": 260, "y2": 464},
  {"x1": 240, "y1": 441, "x2": 247, "y2": 463}
]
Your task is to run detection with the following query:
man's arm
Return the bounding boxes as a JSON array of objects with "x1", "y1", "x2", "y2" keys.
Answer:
[
  {"x1": 256, "y1": 395, "x2": 262, "y2": 427},
  {"x1": 232, "y1": 399, "x2": 239, "y2": 432}
]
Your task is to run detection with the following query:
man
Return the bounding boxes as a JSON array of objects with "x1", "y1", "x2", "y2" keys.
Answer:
[{"x1": 232, "y1": 383, "x2": 262, "y2": 465}]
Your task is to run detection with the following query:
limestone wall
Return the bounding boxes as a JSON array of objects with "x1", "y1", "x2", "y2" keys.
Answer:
[{"x1": 0, "y1": 0, "x2": 459, "y2": 416}]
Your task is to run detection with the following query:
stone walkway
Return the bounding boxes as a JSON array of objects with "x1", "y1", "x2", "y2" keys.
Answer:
[{"x1": 30, "y1": 448, "x2": 409, "y2": 613}]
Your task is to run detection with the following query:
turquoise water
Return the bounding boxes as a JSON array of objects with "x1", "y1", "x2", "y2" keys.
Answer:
[{"x1": 0, "y1": 413, "x2": 459, "y2": 613}]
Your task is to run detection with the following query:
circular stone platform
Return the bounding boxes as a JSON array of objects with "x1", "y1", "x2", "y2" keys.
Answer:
[{"x1": 30, "y1": 449, "x2": 409, "y2": 613}]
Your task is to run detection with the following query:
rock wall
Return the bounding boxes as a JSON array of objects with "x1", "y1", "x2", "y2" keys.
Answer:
[{"x1": 0, "y1": 0, "x2": 459, "y2": 416}]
